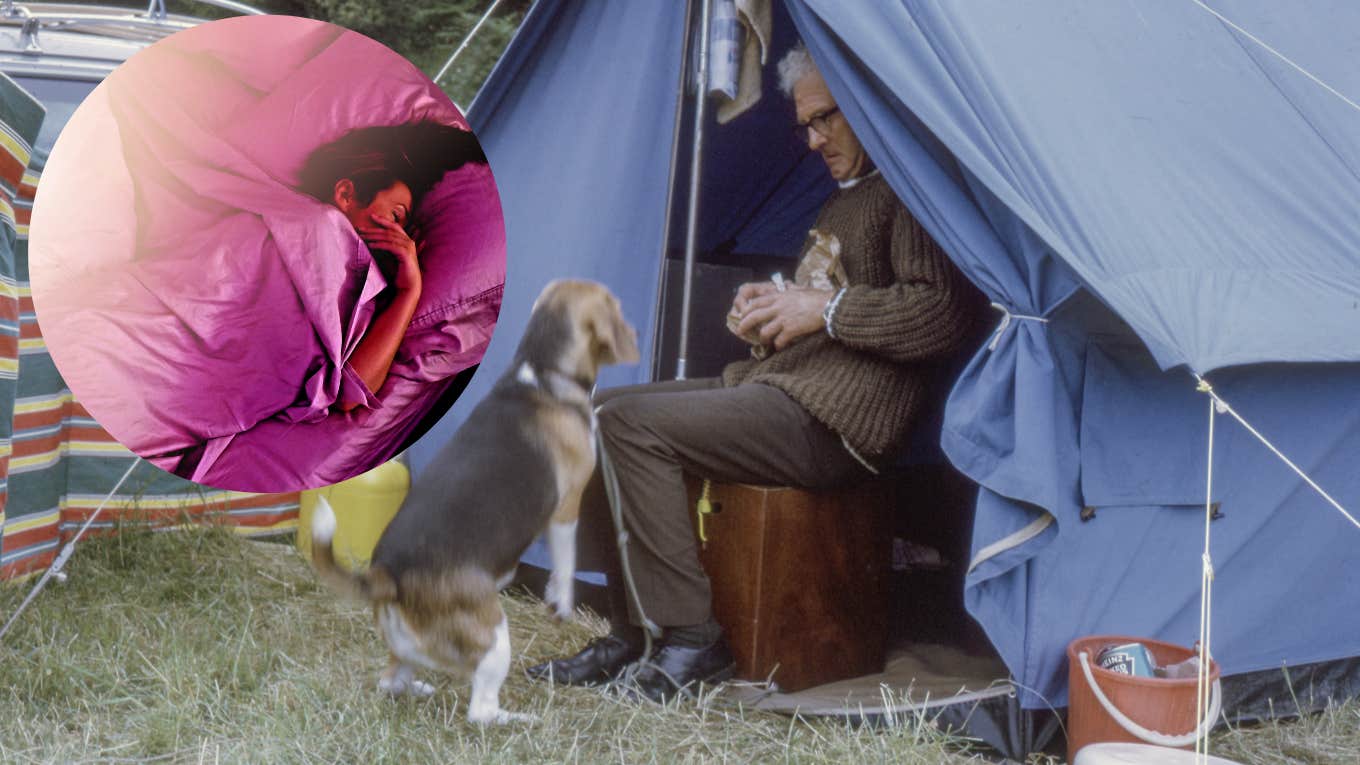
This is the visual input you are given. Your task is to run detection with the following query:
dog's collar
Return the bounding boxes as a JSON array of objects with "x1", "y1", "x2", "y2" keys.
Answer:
[{"x1": 515, "y1": 362, "x2": 594, "y2": 403}]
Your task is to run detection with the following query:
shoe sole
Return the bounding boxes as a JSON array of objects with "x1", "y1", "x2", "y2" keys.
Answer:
[
  {"x1": 525, "y1": 669, "x2": 617, "y2": 688},
  {"x1": 611, "y1": 659, "x2": 739, "y2": 704},
  {"x1": 671, "y1": 662, "x2": 738, "y2": 701},
  {"x1": 525, "y1": 660, "x2": 639, "y2": 688},
  {"x1": 701, "y1": 663, "x2": 737, "y2": 686}
]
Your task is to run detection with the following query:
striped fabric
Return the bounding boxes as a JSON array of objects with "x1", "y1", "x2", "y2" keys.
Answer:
[
  {"x1": 0, "y1": 74, "x2": 299, "y2": 581},
  {"x1": 0, "y1": 74, "x2": 39, "y2": 578}
]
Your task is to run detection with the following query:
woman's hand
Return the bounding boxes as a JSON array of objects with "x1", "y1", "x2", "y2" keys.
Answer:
[
  {"x1": 337, "y1": 215, "x2": 423, "y2": 412},
  {"x1": 359, "y1": 214, "x2": 421, "y2": 292}
]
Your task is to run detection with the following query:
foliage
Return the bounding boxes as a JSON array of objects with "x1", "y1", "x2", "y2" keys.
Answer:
[{"x1": 168, "y1": 0, "x2": 530, "y2": 107}]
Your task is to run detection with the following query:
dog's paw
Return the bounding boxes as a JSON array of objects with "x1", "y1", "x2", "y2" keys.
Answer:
[
  {"x1": 468, "y1": 707, "x2": 536, "y2": 726},
  {"x1": 546, "y1": 600, "x2": 574, "y2": 622},
  {"x1": 378, "y1": 676, "x2": 436, "y2": 698},
  {"x1": 544, "y1": 575, "x2": 575, "y2": 622}
]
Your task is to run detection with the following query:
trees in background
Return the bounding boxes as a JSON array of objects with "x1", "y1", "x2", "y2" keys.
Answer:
[{"x1": 171, "y1": 0, "x2": 529, "y2": 106}]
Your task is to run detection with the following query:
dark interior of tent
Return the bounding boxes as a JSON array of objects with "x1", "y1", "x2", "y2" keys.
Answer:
[{"x1": 674, "y1": 0, "x2": 991, "y2": 652}]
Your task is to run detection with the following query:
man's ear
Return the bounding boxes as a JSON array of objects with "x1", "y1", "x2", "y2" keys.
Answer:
[{"x1": 332, "y1": 178, "x2": 356, "y2": 211}]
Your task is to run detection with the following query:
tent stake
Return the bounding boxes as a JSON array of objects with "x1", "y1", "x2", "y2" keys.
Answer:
[{"x1": 0, "y1": 457, "x2": 142, "y2": 642}]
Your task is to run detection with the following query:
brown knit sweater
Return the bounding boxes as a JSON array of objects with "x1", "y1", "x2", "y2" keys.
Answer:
[{"x1": 722, "y1": 173, "x2": 982, "y2": 458}]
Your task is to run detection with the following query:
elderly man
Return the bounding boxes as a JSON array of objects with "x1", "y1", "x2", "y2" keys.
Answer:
[{"x1": 526, "y1": 45, "x2": 983, "y2": 701}]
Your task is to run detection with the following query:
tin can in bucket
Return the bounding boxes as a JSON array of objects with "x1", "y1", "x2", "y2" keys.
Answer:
[
  {"x1": 1097, "y1": 642, "x2": 1155, "y2": 677},
  {"x1": 1067, "y1": 635, "x2": 1223, "y2": 761}
]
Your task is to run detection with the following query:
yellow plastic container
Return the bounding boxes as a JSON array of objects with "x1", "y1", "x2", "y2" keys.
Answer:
[{"x1": 296, "y1": 459, "x2": 410, "y2": 571}]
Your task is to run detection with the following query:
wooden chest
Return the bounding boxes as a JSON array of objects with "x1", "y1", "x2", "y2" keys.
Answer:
[{"x1": 687, "y1": 479, "x2": 892, "y2": 692}]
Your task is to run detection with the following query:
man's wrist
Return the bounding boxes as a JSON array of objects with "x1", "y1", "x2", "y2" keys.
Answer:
[{"x1": 822, "y1": 287, "x2": 847, "y2": 339}]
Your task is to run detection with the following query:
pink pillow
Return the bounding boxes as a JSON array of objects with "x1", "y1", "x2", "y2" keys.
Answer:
[
  {"x1": 395, "y1": 162, "x2": 506, "y2": 380},
  {"x1": 206, "y1": 18, "x2": 465, "y2": 187}
]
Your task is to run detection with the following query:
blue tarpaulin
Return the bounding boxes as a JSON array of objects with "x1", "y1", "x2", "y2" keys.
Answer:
[{"x1": 413, "y1": 0, "x2": 1360, "y2": 709}]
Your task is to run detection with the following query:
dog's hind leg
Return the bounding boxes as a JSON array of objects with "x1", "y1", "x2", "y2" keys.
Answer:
[
  {"x1": 466, "y1": 611, "x2": 533, "y2": 724},
  {"x1": 378, "y1": 653, "x2": 435, "y2": 698},
  {"x1": 375, "y1": 606, "x2": 437, "y2": 697}
]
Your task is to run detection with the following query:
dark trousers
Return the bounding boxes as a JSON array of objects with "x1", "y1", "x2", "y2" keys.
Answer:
[{"x1": 577, "y1": 378, "x2": 871, "y2": 630}]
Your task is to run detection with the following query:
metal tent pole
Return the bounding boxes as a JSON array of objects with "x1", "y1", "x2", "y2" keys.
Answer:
[
  {"x1": 649, "y1": 0, "x2": 699, "y2": 381},
  {"x1": 675, "y1": 0, "x2": 713, "y2": 381},
  {"x1": 434, "y1": 0, "x2": 508, "y2": 85}
]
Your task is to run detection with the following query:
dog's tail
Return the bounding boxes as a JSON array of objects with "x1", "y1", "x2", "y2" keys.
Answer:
[{"x1": 309, "y1": 496, "x2": 398, "y2": 603}]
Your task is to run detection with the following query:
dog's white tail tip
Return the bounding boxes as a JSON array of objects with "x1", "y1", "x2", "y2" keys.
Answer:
[{"x1": 311, "y1": 495, "x2": 337, "y2": 543}]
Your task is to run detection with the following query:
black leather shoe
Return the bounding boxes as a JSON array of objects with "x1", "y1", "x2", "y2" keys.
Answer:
[
  {"x1": 622, "y1": 637, "x2": 736, "y2": 703},
  {"x1": 525, "y1": 635, "x2": 643, "y2": 686}
]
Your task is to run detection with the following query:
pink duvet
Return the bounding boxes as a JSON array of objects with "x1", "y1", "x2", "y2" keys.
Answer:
[{"x1": 29, "y1": 17, "x2": 504, "y2": 491}]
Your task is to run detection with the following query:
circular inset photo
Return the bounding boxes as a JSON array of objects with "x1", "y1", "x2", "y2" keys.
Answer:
[{"x1": 29, "y1": 15, "x2": 505, "y2": 492}]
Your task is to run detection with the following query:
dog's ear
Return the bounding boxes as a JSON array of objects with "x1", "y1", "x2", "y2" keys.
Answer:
[{"x1": 589, "y1": 294, "x2": 639, "y2": 366}]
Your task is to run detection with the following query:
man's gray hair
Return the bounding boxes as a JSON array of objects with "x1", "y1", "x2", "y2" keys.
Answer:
[{"x1": 776, "y1": 44, "x2": 819, "y2": 98}]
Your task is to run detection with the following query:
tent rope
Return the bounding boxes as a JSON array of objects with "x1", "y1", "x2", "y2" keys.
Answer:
[
  {"x1": 986, "y1": 302, "x2": 1048, "y2": 351},
  {"x1": 434, "y1": 0, "x2": 508, "y2": 85},
  {"x1": 1194, "y1": 375, "x2": 1359, "y2": 530},
  {"x1": 594, "y1": 402, "x2": 662, "y2": 655},
  {"x1": 1195, "y1": 384, "x2": 1219, "y2": 762},
  {"x1": 0, "y1": 457, "x2": 142, "y2": 642},
  {"x1": 1189, "y1": 0, "x2": 1360, "y2": 116},
  {"x1": 1191, "y1": 374, "x2": 1359, "y2": 761}
]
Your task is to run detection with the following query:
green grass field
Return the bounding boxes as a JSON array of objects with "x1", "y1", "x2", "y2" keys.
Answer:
[{"x1": 0, "y1": 527, "x2": 1352, "y2": 763}]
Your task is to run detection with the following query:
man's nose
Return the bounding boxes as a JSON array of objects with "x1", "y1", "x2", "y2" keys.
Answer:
[{"x1": 807, "y1": 128, "x2": 827, "y2": 150}]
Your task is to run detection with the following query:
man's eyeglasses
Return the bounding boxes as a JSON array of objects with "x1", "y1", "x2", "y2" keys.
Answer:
[{"x1": 793, "y1": 106, "x2": 841, "y2": 142}]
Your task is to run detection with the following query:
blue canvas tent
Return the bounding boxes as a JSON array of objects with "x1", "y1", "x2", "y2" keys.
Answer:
[{"x1": 411, "y1": 0, "x2": 1360, "y2": 752}]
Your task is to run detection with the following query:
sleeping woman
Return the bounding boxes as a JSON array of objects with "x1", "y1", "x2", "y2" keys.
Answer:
[{"x1": 297, "y1": 123, "x2": 485, "y2": 412}]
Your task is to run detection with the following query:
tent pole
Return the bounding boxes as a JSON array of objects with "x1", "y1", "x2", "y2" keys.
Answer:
[
  {"x1": 675, "y1": 0, "x2": 712, "y2": 381},
  {"x1": 650, "y1": 0, "x2": 698, "y2": 382}
]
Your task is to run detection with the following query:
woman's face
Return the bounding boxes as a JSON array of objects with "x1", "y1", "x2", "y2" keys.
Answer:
[{"x1": 333, "y1": 179, "x2": 413, "y2": 231}]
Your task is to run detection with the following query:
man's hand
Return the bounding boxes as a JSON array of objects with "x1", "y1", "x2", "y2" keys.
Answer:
[
  {"x1": 735, "y1": 285, "x2": 834, "y2": 351},
  {"x1": 359, "y1": 214, "x2": 422, "y2": 292},
  {"x1": 731, "y1": 281, "x2": 780, "y2": 316}
]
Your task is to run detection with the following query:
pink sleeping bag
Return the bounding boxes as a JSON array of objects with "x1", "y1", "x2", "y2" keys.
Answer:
[{"x1": 30, "y1": 17, "x2": 504, "y2": 491}]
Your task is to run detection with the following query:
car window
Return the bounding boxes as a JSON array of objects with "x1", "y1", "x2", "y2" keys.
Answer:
[{"x1": 11, "y1": 76, "x2": 98, "y2": 153}]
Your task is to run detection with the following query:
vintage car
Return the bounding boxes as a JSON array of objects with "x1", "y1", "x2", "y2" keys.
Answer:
[{"x1": 0, "y1": 1, "x2": 262, "y2": 156}]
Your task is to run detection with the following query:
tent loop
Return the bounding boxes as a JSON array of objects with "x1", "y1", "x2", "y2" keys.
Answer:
[
  {"x1": 1193, "y1": 374, "x2": 1360, "y2": 531},
  {"x1": 986, "y1": 301, "x2": 1048, "y2": 351},
  {"x1": 0, "y1": 457, "x2": 143, "y2": 642}
]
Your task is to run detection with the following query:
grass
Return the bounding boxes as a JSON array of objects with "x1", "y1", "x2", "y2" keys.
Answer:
[{"x1": 0, "y1": 527, "x2": 1355, "y2": 764}]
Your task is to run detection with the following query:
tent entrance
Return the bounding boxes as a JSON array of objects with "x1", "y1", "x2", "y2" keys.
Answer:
[{"x1": 634, "y1": 0, "x2": 1036, "y2": 752}]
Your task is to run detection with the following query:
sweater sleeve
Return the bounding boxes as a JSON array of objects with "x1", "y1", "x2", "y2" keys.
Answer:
[{"x1": 828, "y1": 200, "x2": 976, "y2": 363}]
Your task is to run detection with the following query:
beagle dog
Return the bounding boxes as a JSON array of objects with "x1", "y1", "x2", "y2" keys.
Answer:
[{"x1": 310, "y1": 279, "x2": 639, "y2": 724}]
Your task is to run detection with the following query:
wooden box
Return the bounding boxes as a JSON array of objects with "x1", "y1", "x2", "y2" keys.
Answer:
[{"x1": 687, "y1": 479, "x2": 892, "y2": 691}]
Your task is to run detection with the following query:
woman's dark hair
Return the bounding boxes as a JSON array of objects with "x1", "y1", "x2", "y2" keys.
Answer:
[{"x1": 298, "y1": 121, "x2": 487, "y2": 210}]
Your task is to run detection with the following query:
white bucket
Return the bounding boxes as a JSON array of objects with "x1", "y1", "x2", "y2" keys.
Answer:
[{"x1": 1073, "y1": 742, "x2": 1243, "y2": 765}]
